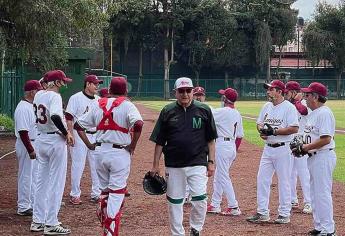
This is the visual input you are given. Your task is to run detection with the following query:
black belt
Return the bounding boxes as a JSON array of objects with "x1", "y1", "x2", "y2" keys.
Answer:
[
  {"x1": 46, "y1": 131, "x2": 59, "y2": 134},
  {"x1": 95, "y1": 142, "x2": 126, "y2": 149},
  {"x1": 30, "y1": 139, "x2": 35, "y2": 141},
  {"x1": 267, "y1": 142, "x2": 285, "y2": 148},
  {"x1": 86, "y1": 131, "x2": 97, "y2": 134},
  {"x1": 308, "y1": 149, "x2": 334, "y2": 157}
]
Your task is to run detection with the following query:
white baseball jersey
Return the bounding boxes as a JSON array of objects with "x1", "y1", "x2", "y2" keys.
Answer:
[
  {"x1": 66, "y1": 92, "x2": 99, "y2": 131},
  {"x1": 303, "y1": 106, "x2": 335, "y2": 152},
  {"x1": 212, "y1": 107, "x2": 244, "y2": 139},
  {"x1": 14, "y1": 100, "x2": 37, "y2": 139},
  {"x1": 77, "y1": 98, "x2": 143, "y2": 145},
  {"x1": 257, "y1": 100, "x2": 299, "y2": 143},
  {"x1": 297, "y1": 99, "x2": 310, "y2": 134},
  {"x1": 33, "y1": 90, "x2": 65, "y2": 133}
]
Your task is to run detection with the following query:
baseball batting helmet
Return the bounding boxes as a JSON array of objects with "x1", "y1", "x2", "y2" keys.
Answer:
[{"x1": 143, "y1": 171, "x2": 167, "y2": 195}]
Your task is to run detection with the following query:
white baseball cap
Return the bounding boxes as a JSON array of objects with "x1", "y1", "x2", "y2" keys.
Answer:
[{"x1": 174, "y1": 77, "x2": 194, "y2": 89}]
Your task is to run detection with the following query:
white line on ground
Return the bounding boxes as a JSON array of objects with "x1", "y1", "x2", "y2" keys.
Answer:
[{"x1": 0, "y1": 150, "x2": 16, "y2": 160}]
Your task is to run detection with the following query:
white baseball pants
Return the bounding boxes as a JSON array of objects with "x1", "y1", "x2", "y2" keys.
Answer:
[
  {"x1": 210, "y1": 140, "x2": 238, "y2": 208},
  {"x1": 166, "y1": 166, "x2": 208, "y2": 236},
  {"x1": 70, "y1": 131, "x2": 100, "y2": 198},
  {"x1": 308, "y1": 150, "x2": 336, "y2": 234},
  {"x1": 257, "y1": 144, "x2": 292, "y2": 217},
  {"x1": 33, "y1": 133, "x2": 67, "y2": 226},
  {"x1": 15, "y1": 139, "x2": 38, "y2": 212},
  {"x1": 93, "y1": 144, "x2": 130, "y2": 236},
  {"x1": 290, "y1": 155, "x2": 311, "y2": 204}
]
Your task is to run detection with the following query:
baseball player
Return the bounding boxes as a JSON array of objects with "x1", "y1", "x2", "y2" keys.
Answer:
[
  {"x1": 207, "y1": 87, "x2": 243, "y2": 216},
  {"x1": 182, "y1": 86, "x2": 208, "y2": 204},
  {"x1": 14, "y1": 80, "x2": 42, "y2": 216},
  {"x1": 193, "y1": 86, "x2": 206, "y2": 102},
  {"x1": 65, "y1": 75, "x2": 102, "y2": 205},
  {"x1": 285, "y1": 81, "x2": 312, "y2": 214},
  {"x1": 150, "y1": 77, "x2": 217, "y2": 236},
  {"x1": 246, "y1": 80, "x2": 299, "y2": 224},
  {"x1": 300, "y1": 82, "x2": 337, "y2": 236},
  {"x1": 30, "y1": 70, "x2": 74, "y2": 235},
  {"x1": 75, "y1": 77, "x2": 143, "y2": 236}
]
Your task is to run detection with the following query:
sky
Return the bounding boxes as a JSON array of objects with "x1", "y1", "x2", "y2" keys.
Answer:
[{"x1": 292, "y1": 0, "x2": 342, "y2": 20}]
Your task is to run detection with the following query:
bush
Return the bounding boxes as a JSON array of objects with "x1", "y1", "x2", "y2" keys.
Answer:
[{"x1": 0, "y1": 114, "x2": 14, "y2": 132}]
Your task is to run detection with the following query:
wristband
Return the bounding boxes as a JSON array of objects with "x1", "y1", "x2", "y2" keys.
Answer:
[{"x1": 208, "y1": 160, "x2": 214, "y2": 164}]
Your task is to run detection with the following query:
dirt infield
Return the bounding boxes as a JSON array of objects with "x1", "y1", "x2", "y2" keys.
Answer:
[{"x1": 0, "y1": 104, "x2": 344, "y2": 236}]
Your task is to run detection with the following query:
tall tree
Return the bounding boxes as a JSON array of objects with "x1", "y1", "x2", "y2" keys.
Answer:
[
  {"x1": 303, "y1": 3, "x2": 345, "y2": 98},
  {"x1": 0, "y1": 0, "x2": 107, "y2": 71}
]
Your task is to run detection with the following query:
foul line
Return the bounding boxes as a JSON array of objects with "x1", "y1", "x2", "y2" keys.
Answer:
[
  {"x1": 242, "y1": 115, "x2": 345, "y2": 134},
  {"x1": 0, "y1": 150, "x2": 16, "y2": 160}
]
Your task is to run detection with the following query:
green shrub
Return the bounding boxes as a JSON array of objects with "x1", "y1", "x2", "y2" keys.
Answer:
[{"x1": 0, "y1": 114, "x2": 14, "y2": 132}]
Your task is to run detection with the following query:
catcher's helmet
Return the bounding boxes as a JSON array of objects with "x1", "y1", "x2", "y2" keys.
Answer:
[{"x1": 143, "y1": 171, "x2": 167, "y2": 195}]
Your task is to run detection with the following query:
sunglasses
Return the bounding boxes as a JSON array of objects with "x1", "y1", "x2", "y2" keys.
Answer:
[{"x1": 178, "y1": 88, "x2": 193, "y2": 94}]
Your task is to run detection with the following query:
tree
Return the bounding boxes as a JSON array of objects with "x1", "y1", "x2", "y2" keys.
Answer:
[
  {"x1": 0, "y1": 0, "x2": 107, "y2": 71},
  {"x1": 270, "y1": 7, "x2": 298, "y2": 73},
  {"x1": 303, "y1": 3, "x2": 345, "y2": 98}
]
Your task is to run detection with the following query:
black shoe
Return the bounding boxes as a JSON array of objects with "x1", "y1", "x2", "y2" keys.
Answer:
[
  {"x1": 17, "y1": 208, "x2": 33, "y2": 216},
  {"x1": 125, "y1": 190, "x2": 131, "y2": 197},
  {"x1": 308, "y1": 229, "x2": 321, "y2": 235},
  {"x1": 190, "y1": 228, "x2": 200, "y2": 236}
]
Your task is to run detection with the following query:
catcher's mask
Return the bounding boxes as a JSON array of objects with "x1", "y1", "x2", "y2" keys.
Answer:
[{"x1": 143, "y1": 171, "x2": 167, "y2": 195}]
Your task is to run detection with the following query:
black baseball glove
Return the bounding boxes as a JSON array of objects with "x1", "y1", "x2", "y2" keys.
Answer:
[
  {"x1": 259, "y1": 123, "x2": 276, "y2": 136},
  {"x1": 143, "y1": 171, "x2": 167, "y2": 195},
  {"x1": 290, "y1": 135, "x2": 308, "y2": 157}
]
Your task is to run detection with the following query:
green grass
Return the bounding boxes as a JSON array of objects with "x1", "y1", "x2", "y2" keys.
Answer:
[{"x1": 139, "y1": 100, "x2": 345, "y2": 182}]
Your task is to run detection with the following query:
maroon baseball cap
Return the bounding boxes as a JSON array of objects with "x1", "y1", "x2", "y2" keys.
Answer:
[
  {"x1": 193, "y1": 86, "x2": 205, "y2": 95},
  {"x1": 285, "y1": 81, "x2": 301, "y2": 92},
  {"x1": 85, "y1": 75, "x2": 103, "y2": 84},
  {"x1": 109, "y1": 77, "x2": 127, "y2": 95},
  {"x1": 301, "y1": 82, "x2": 327, "y2": 97},
  {"x1": 218, "y1": 87, "x2": 238, "y2": 102},
  {"x1": 99, "y1": 88, "x2": 109, "y2": 98},
  {"x1": 24, "y1": 80, "x2": 43, "y2": 91},
  {"x1": 45, "y1": 70, "x2": 72, "y2": 83},
  {"x1": 263, "y1": 80, "x2": 285, "y2": 91}
]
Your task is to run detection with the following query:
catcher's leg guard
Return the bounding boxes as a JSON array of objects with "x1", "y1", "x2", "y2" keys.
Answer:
[{"x1": 96, "y1": 188, "x2": 126, "y2": 236}]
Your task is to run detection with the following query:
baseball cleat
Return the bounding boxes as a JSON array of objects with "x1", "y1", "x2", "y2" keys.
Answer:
[
  {"x1": 44, "y1": 224, "x2": 71, "y2": 235},
  {"x1": 221, "y1": 207, "x2": 241, "y2": 216},
  {"x1": 246, "y1": 213, "x2": 270, "y2": 223},
  {"x1": 69, "y1": 196, "x2": 82, "y2": 205},
  {"x1": 30, "y1": 222, "x2": 45, "y2": 232},
  {"x1": 125, "y1": 189, "x2": 131, "y2": 197},
  {"x1": 190, "y1": 227, "x2": 200, "y2": 236},
  {"x1": 17, "y1": 208, "x2": 33, "y2": 216},
  {"x1": 308, "y1": 229, "x2": 321, "y2": 235},
  {"x1": 274, "y1": 215, "x2": 290, "y2": 224},
  {"x1": 302, "y1": 203, "x2": 312, "y2": 214},
  {"x1": 291, "y1": 201, "x2": 299, "y2": 209},
  {"x1": 90, "y1": 196, "x2": 100, "y2": 203},
  {"x1": 207, "y1": 204, "x2": 221, "y2": 214}
]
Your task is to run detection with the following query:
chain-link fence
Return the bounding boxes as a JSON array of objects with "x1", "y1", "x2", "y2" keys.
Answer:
[{"x1": 126, "y1": 74, "x2": 345, "y2": 100}]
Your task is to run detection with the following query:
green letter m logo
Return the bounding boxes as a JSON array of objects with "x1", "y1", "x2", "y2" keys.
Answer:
[{"x1": 192, "y1": 117, "x2": 202, "y2": 129}]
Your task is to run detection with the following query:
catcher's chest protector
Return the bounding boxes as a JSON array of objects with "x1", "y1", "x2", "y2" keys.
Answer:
[{"x1": 96, "y1": 97, "x2": 129, "y2": 133}]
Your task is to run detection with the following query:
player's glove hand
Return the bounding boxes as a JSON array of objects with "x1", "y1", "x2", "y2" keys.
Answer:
[
  {"x1": 259, "y1": 123, "x2": 276, "y2": 136},
  {"x1": 290, "y1": 135, "x2": 308, "y2": 157}
]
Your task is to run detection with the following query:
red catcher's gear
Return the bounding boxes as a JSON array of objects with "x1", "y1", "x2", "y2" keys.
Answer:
[
  {"x1": 96, "y1": 97, "x2": 129, "y2": 133},
  {"x1": 97, "y1": 188, "x2": 127, "y2": 236}
]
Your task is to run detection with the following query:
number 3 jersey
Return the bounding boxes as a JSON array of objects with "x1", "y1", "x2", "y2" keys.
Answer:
[
  {"x1": 303, "y1": 106, "x2": 335, "y2": 152},
  {"x1": 33, "y1": 90, "x2": 66, "y2": 133}
]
